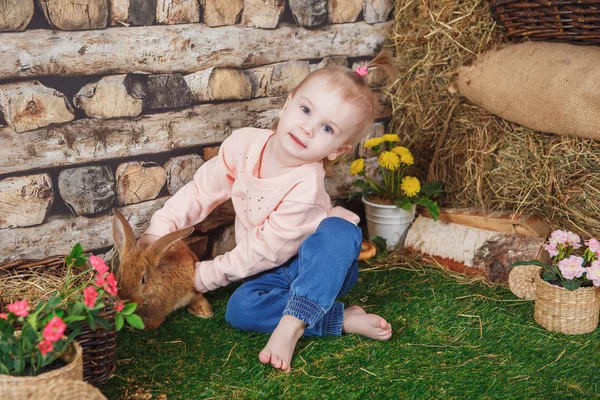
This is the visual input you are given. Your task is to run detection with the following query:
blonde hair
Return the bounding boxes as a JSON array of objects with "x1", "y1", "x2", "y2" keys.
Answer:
[{"x1": 290, "y1": 50, "x2": 396, "y2": 147}]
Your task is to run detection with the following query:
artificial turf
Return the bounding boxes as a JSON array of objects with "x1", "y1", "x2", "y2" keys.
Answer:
[{"x1": 101, "y1": 260, "x2": 600, "y2": 399}]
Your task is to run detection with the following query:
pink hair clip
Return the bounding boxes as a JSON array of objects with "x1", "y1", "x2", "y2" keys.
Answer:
[{"x1": 356, "y1": 65, "x2": 369, "y2": 77}]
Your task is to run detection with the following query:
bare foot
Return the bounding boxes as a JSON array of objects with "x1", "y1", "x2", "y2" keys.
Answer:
[
  {"x1": 342, "y1": 305, "x2": 392, "y2": 340},
  {"x1": 258, "y1": 315, "x2": 306, "y2": 372}
]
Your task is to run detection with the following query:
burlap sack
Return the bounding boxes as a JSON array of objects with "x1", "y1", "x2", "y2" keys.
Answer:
[{"x1": 454, "y1": 41, "x2": 600, "y2": 141}]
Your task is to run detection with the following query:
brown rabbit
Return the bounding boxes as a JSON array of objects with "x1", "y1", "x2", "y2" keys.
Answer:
[{"x1": 112, "y1": 210, "x2": 213, "y2": 329}]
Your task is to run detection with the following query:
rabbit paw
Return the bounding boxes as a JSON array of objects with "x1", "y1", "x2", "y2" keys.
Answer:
[{"x1": 188, "y1": 294, "x2": 214, "y2": 318}]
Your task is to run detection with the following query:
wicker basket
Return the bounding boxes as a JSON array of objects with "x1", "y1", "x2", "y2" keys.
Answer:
[
  {"x1": 488, "y1": 0, "x2": 600, "y2": 44},
  {"x1": 534, "y1": 272, "x2": 600, "y2": 334},
  {"x1": 0, "y1": 256, "x2": 117, "y2": 387}
]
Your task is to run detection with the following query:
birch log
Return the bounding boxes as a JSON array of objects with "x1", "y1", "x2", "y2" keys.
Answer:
[
  {"x1": 108, "y1": 0, "x2": 129, "y2": 26},
  {"x1": 0, "y1": 81, "x2": 74, "y2": 133},
  {"x1": 1, "y1": 93, "x2": 390, "y2": 176},
  {"x1": 241, "y1": 0, "x2": 284, "y2": 29},
  {"x1": 37, "y1": 0, "x2": 108, "y2": 30},
  {"x1": 200, "y1": 0, "x2": 243, "y2": 27},
  {"x1": 363, "y1": 0, "x2": 393, "y2": 24},
  {"x1": 310, "y1": 56, "x2": 348, "y2": 72},
  {"x1": 246, "y1": 61, "x2": 310, "y2": 98},
  {"x1": 164, "y1": 154, "x2": 204, "y2": 195},
  {"x1": 184, "y1": 67, "x2": 251, "y2": 103},
  {"x1": 0, "y1": 174, "x2": 53, "y2": 228},
  {"x1": 0, "y1": 21, "x2": 391, "y2": 80},
  {"x1": 328, "y1": 0, "x2": 361, "y2": 23},
  {"x1": 73, "y1": 74, "x2": 144, "y2": 118},
  {"x1": 115, "y1": 161, "x2": 166, "y2": 205},
  {"x1": 58, "y1": 166, "x2": 116, "y2": 216},
  {"x1": 289, "y1": 0, "x2": 327, "y2": 27},
  {"x1": 405, "y1": 215, "x2": 548, "y2": 283},
  {"x1": 0, "y1": 0, "x2": 34, "y2": 31},
  {"x1": 156, "y1": 0, "x2": 200, "y2": 24}
]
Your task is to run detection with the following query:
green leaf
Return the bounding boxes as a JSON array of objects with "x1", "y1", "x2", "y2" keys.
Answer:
[
  {"x1": 353, "y1": 180, "x2": 371, "y2": 191},
  {"x1": 416, "y1": 197, "x2": 440, "y2": 221},
  {"x1": 513, "y1": 260, "x2": 545, "y2": 268},
  {"x1": 121, "y1": 302, "x2": 138, "y2": 316},
  {"x1": 115, "y1": 313, "x2": 125, "y2": 331},
  {"x1": 95, "y1": 316, "x2": 112, "y2": 331},
  {"x1": 421, "y1": 181, "x2": 444, "y2": 198},
  {"x1": 63, "y1": 315, "x2": 87, "y2": 323},
  {"x1": 563, "y1": 280, "x2": 582, "y2": 291},
  {"x1": 71, "y1": 301, "x2": 84, "y2": 316},
  {"x1": 86, "y1": 313, "x2": 97, "y2": 331},
  {"x1": 125, "y1": 314, "x2": 145, "y2": 330},
  {"x1": 370, "y1": 236, "x2": 387, "y2": 253},
  {"x1": 542, "y1": 271, "x2": 557, "y2": 281},
  {"x1": 394, "y1": 198, "x2": 412, "y2": 210}
]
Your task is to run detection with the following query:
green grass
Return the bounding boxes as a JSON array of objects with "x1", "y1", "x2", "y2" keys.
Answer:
[{"x1": 101, "y1": 262, "x2": 600, "y2": 399}]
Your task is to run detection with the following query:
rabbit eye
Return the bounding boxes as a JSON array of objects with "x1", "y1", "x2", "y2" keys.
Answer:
[{"x1": 141, "y1": 273, "x2": 147, "y2": 286}]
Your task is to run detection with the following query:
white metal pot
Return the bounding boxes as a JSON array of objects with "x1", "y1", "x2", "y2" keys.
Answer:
[{"x1": 362, "y1": 197, "x2": 416, "y2": 250}]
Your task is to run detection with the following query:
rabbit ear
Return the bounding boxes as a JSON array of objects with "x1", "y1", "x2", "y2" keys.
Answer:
[
  {"x1": 113, "y1": 209, "x2": 137, "y2": 257},
  {"x1": 149, "y1": 227, "x2": 194, "y2": 262}
]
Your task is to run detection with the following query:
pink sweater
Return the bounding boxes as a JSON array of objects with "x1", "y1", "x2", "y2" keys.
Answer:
[{"x1": 143, "y1": 127, "x2": 359, "y2": 292}]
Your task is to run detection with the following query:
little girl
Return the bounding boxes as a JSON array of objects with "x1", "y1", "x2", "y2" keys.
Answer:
[{"x1": 139, "y1": 52, "x2": 395, "y2": 372}]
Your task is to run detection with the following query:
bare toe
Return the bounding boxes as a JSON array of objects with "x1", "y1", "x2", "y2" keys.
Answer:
[{"x1": 259, "y1": 349, "x2": 271, "y2": 365}]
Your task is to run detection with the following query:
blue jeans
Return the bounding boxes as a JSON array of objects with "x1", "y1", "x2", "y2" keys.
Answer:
[{"x1": 225, "y1": 217, "x2": 362, "y2": 336}]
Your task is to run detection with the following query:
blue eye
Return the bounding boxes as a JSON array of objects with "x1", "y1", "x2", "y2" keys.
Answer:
[
  {"x1": 322, "y1": 125, "x2": 333, "y2": 134},
  {"x1": 301, "y1": 106, "x2": 310, "y2": 114}
]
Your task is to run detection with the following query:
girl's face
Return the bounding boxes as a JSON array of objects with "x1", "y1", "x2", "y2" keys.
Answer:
[{"x1": 272, "y1": 76, "x2": 365, "y2": 167}]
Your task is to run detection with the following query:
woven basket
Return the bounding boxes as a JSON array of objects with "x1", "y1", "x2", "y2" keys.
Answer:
[
  {"x1": 0, "y1": 340, "x2": 83, "y2": 400},
  {"x1": 488, "y1": 0, "x2": 600, "y2": 44},
  {"x1": 534, "y1": 272, "x2": 600, "y2": 334},
  {"x1": 0, "y1": 256, "x2": 117, "y2": 387}
]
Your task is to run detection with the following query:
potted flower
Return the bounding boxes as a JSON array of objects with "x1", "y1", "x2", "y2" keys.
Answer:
[
  {"x1": 0, "y1": 243, "x2": 143, "y2": 399},
  {"x1": 512, "y1": 230, "x2": 600, "y2": 334},
  {"x1": 349, "y1": 133, "x2": 442, "y2": 249}
]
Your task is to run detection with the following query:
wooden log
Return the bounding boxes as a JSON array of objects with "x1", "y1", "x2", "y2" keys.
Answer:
[
  {"x1": 184, "y1": 67, "x2": 251, "y2": 103},
  {"x1": 246, "y1": 61, "x2": 310, "y2": 98},
  {"x1": 241, "y1": 0, "x2": 284, "y2": 29},
  {"x1": 115, "y1": 161, "x2": 166, "y2": 205},
  {"x1": 108, "y1": 0, "x2": 129, "y2": 26},
  {"x1": 0, "y1": 80, "x2": 74, "y2": 133},
  {"x1": 142, "y1": 73, "x2": 193, "y2": 109},
  {"x1": 363, "y1": 0, "x2": 393, "y2": 24},
  {"x1": 356, "y1": 121, "x2": 385, "y2": 158},
  {"x1": 202, "y1": 146, "x2": 219, "y2": 161},
  {"x1": 310, "y1": 56, "x2": 348, "y2": 72},
  {"x1": 130, "y1": 0, "x2": 157, "y2": 25},
  {"x1": 58, "y1": 166, "x2": 116, "y2": 216},
  {"x1": 0, "y1": 92, "x2": 391, "y2": 176},
  {"x1": 0, "y1": 21, "x2": 391, "y2": 80},
  {"x1": 0, "y1": 0, "x2": 34, "y2": 31},
  {"x1": 37, "y1": 0, "x2": 108, "y2": 30},
  {"x1": 194, "y1": 200, "x2": 235, "y2": 232},
  {"x1": 163, "y1": 154, "x2": 204, "y2": 195},
  {"x1": 289, "y1": 0, "x2": 327, "y2": 27},
  {"x1": 209, "y1": 224, "x2": 236, "y2": 258},
  {"x1": 328, "y1": 0, "x2": 361, "y2": 24},
  {"x1": 0, "y1": 174, "x2": 53, "y2": 228},
  {"x1": 200, "y1": 0, "x2": 243, "y2": 27},
  {"x1": 156, "y1": 0, "x2": 200, "y2": 25},
  {"x1": 405, "y1": 214, "x2": 549, "y2": 283},
  {"x1": 324, "y1": 156, "x2": 378, "y2": 200},
  {"x1": 73, "y1": 74, "x2": 144, "y2": 119}
]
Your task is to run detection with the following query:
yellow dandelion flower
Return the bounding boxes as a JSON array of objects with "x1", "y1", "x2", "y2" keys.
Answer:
[
  {"x1": 382, "y1": 133, "x2": 400, "y2": 142},
  {"x1": 378, "y1": 151, "x2": 401, "y2": 170},
  {"x1": 364, "y1": 137, "x2": 385, "y2": 149},
  {"x1": 392, "y1": 146, "x2": 414, "y2": 165},
  {"x1": 349, "y1": 158, "x2": 365, "y2": 175},
  {"x1": 401, "y1": 176, "x2": 421, "y2": 197}
]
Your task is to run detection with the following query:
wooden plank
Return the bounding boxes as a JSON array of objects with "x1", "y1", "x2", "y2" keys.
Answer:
[
  {"x1": 420, "y1": 208, "x2": 551, "y2": 239},
  {"x1": 0, "y1": 91, "x2": 390, "y2": 176},
  {"x1": 0, "y1": 21, "x2": 391, "y2": 80}
]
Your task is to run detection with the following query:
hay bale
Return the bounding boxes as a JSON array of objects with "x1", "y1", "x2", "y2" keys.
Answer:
[{"x1": 389, "y1": 0, "x2": 600, "y2": 238}]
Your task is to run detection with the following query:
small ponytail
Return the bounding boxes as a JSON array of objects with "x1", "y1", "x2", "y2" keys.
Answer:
[{"x1": 364, "y1": 50, "x2": 396, "y2": 87}]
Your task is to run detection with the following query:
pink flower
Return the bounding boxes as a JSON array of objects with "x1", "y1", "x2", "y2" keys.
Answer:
[
  {"x1": 105, "y1": 273, "x2": 118, "y2": 296},
  {"x1": 566, "y1": 232, "x2": 582, "y2": 249},
  {"x1": 0, "y1": 313, "x2": 7, "y2": 320},
  {"x1": 7, "y1": 299, "x2": 29, "y2": 317},
  {"x1": 83, "y1": 286, "x2": 98, "y2": 308},
  {"x1": 586, "y1": 238, "x2": 600, "y2": 255},
  {"x1": 544, "y1": 242, "x2": 559, "y2": 257},
  {"x1": 95, "y1": 273, "x2": 107, "y2": 288},
  {"x1": 586, "y1": 261, "x2": 600, "y2": 286},
  {"x1": 42, "y1": 316, "x2": 67, "y2": 343},
  {"x1": 114, "y1": 300, "x2": 125, "y2": 313},
  {"x1": 558, "y1": 256, "x2": 586, "y2": 280},
  {"x1": 550, "y1": 230, "x2": 569, "y2": 245},
  {"x1": 38, "y1": 339, "x2": 54, "y2": 355},
  {"x1": 89, "y1": 254, "x2": 110, "y2": 275}
]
